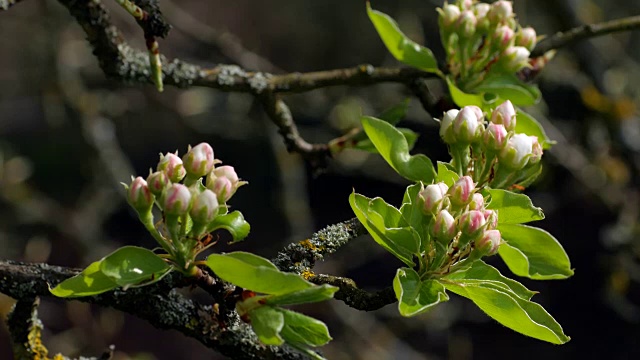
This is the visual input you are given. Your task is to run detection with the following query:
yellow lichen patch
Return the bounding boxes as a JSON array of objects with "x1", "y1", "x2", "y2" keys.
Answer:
[
  {"x1": 299, "y1": 239, "x2": 318, "y2": 250},
  {"x1": 301, "y1": 269, "x2": 315, "y2": 280}
]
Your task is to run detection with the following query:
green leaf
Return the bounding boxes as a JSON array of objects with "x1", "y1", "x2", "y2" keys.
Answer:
[
  {"x1": 443, "y1": 260, "x2": 536, "y2": 300},
  {"x1": 249, "y1": 306, "x2": 285, "y2": 346},
  {"x1": 207, "y1": 210, "x2": 250, "y2": 242},
  {"x1": 486, "y1": 189, "x2": 544, "y2": 224},
  {"x1": 265, "y1": 284, "x2": 338, "y2": 306},
  {"x1": 393, "y1": 268, "x2": 449, "y2": 316},
  {"x1": 366, "y1": 3, "x2": 438, "y2": 72},
  {"x1": 498, "y1": 224, "x2": 574, "y2": 280},
  {"x1": 515, "y1": 110, "x2": 555, "y2": 149},
  {"x1": 361, "y1": 116, "x2": 436, "y2": 183},
  {"x1": 475, "y1": 74, "x2": 541, "y2": 106},
  {"x1": 206, "y1": 253, "x2": 314, "y2": 294},
  {"x1": 378, "y1": 98, "x2": 410, "y2": 125},
  {"x1": 278, "y1": 308, "x2": 332, "y2": 347},
  {"x1": 436, "y1": 161, "x2": 459, "y2": 187},
  {"x1": 99, "y1": 246, "x2": 170, "y2": 287},
  {"x1": 354, "y1": 127, "x2": 418, "y2": 154},
  {"x1": 443, "y1": 281, "x2": 570, "y2": 344},
  {"x1": 399, "y1": 183, "x2": 431, "y2": 250},
  {"x1": 446, "y1": 76, "x2": 484, "y2": 108},
  {"x1": 350, "y1": 192, "x2": 419, "y2": 266},
  {"x1": 219, "y1": 251, "x2": 279, "y2": 270},
  {"x1": 50, "y1": 261, "x2": 119, "y2": 298}
]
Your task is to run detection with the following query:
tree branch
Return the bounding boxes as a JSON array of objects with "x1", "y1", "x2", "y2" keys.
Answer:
[
  {"x1": 532, "y1": 15, "x2": 640, "y2": 57},
  {"x1": 0, "y1": 260, "x2": 306, "y2": 360}
]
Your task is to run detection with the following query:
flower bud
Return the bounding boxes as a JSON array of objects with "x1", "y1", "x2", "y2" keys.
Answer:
[
  {"x1": 458, "y1": 0, "x2": 473, "y2": 10},
  {"x1": 488, "y1": 0, "x2": 513, "y2": 24},
  {"x1": 439, "y1": 4, "x2": 461, "y2": 28},
  {"x1": 190, "y1": 189, "x2": 219, "y2": 225},
  {"x1": 469, "y1": 193, "x2": 484, "y2": 210},
  {"x1": 448, "y1": 176, "x2": 475, "y2": 207},
  {"x1": 474, "y1": 3, "x2": 491, "y2": 31},
  {"x1": 457, "y1": 10, "x2": 477, "y2": 38},
  {"x1": 211, "y1": 176, "x2": 234, "y2": 203},
  {"x1": 490, "y1": 100, "x2": 517, "y2": 132},
  {"x1": 211, "y1": 165, "x2": 239, "y2": 185},
  {"x1": 502, "y1": 46, "x2": 530, "y2": 72},
  {"x1": 517, "y1": 27, "x2": 537, "y2": 51},
  {"x1": 483, "y1": 123, "x2": 508, "y2": 151},
  {"x1": 128, "y1": 176, "x2": 154, "y2": 213},
  {"x1": 439, "y1": 109, "x2": 459, "y2": 144},
  {"x1": 459, "y1": 210, "x2": 487, "y2": 237},
  {"x1": 499, "y1": 133, "x2": 533, "y2": 170},
  {"x1": 419, "y1": 182, "x2": 449, "y2": 215},
  {"x1": 483, "y1": 209, "x2": 498, "y2": 229},
  {"x1": 453, "y1": 106, "x2": 484, "y2": 143},
  {"x1": 147, "y1": 171, "x2": 170, "y2": 196},
  {"x1": 528, "y1": 136, "x2": 543, "y2": 165},
  {"x1": 182, "y1": 142, "x2": 215, "y2": 178},
  {"x1": 431, "y1": 209, "x2": 457, "y2": 241},
  {"x1": 474, "y1": 229, "x2": 501, "y2": 256},
  {"x1": 157, "y1": 153, "x2": 186, "y2": 183},
  {"x1": 162, "y1": 183, "x2": 192, "y2": 215},
  {"x1": 494, "y1": 25, "x2": 515, "y2": 49}
]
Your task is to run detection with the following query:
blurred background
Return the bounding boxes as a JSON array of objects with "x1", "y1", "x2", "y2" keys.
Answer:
[{"x1": 1, "y1": 0, "x2": 640, "y2": 359}]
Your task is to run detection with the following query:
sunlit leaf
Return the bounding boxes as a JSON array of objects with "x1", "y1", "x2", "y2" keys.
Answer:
[
  {"x1": 486, "y1": 189, "x2": 544, "y2": 224},
  {"x1": 394, "y1": 268, "x2": 449, "y2": 316},
  {"x1": 50, "y1": 261, "x2": 118, "y2": 298}
]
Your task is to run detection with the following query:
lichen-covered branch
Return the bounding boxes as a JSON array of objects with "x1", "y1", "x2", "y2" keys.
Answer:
[
  {"x1": 0, "y1": 260, "x2": 306, "y2": 360},
  {"x1": 532, "y1": 15, "x2": 640, "y2": 57},
  {"x1": 310, "y1": 275, "x2": 396, "y2": 311}
]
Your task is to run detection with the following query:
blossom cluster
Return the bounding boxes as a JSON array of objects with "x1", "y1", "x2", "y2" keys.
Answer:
[
  {"x1": 438, "y1": 0, "x2": 536, "y2": 90},
  {"x1": 418, "y1": 176, "x2": 501, "y2": 269},
  {"x1": 439, "y1": 100, "x2": 542, "y2": 189},
  {"x1": 126, "y1": 142, "x2": 246, "y2": 241}
]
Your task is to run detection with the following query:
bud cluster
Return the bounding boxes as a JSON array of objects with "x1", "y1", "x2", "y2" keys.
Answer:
[
  {"x1": 418, "y1": 176, "x2": 502, "y2": 269},
  {"x1": 124, "y1": 142, "x2": 247, "y2": 244},
  {"x1": 437, "y1": 0, "x2": 537, "y2": 91},
  {"x1": 438, "y1": 100, "x2": 543, "y2": 189}
]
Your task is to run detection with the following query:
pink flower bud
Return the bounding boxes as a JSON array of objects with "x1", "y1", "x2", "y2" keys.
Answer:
[
  {"x1": 459, "y1": 210, "x2": 487, "y2": 237},
  {"x1": 128, "y1": 176, "x2": 154, "y2": 212},
  {"x1": 448, "y1": 176, "x2": 475, "y2": 207},
  {"x1": 439, "y1": 109, "x2": 459, "y2": 144},
  {"x1": 453, "y1": 106, "x2": 483, "y2": 143},
  {"x1": 502, "y1": 46, "x2": 530, "y2": 72},
  {"x1": 431, "y1": 209, "x2": 457, "y2": 241},
  {"x1": 490, "y1": 100, "x2": 517, "y2": 132},
  {"x1": 211, "y1": 165, "x2": 239, "y2": 185},
  {"x1": 162, "y1": 183, "x2": 192, "y2": 215},
  {"x1": 439, "y1": 4, "x2": 461, "y2": 28},
  {"x1": 211, "y1": 176, "x2": 234, "y2": 203},
  {"x1": 475, "y1": 229, "x2": 501, "y2": 256},
  {"x1": 528, "y1": 136, "x2": 543, "y2": 165},
  {"x1": 469, "y1": 193, "x2": 485, "y2": 210},
  {"x1": 488, "y1": 0, "x2": 513, "y2": 24},
  {"x1": 457, "y1": 10, "x2": 477, "y2": 37},
  {"x1": 483, "y1": 209, "x2": 498, "y2": 229},
  {"x1": 182, "y1": 142, "x2": 215, "y2": 178},
  {"x1": 483, "y1": 123, "x2": 508, "y2": 151},
  {"x1": 517, "y1": 27, "x2": 537, "y2": 51},
  {"x1": 157, "y1": 153, "x2": 186, "y2": 183},
  {"x1": 147, "y1": 171, "x2": 170, "y2": 196},
  {"x1": 474, "y1": 3, "x2": 490, "y2": 19},
  {"x1": 494, "y1": 25, "x2": 515, "y2": 48},
  {"x1": 190, "y1": 189, "x2": 219, "y2": 225},
  {"x1": 500, "y1": 133, "x2": 533, "y2": 170},
  {"x1": 419, "y1": 182, "x2": 449, "y2": 215},
  {"x1": 459, "y1": 0, "x2": 473, "y2": 10}
]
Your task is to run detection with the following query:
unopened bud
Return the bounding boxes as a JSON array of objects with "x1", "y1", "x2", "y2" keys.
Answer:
[
  {"x1": 431, "y1": 209, "x2": 457, "y2": 241},
  {"x1": 211, "y1": 176, "x2": 234, "y2": 203},
  {"x1": 459, "y1": 210, "x2": 487, "y2": 237},
  {"x1": 528, "y1": 136, "x2": 543, "y2": 165},
  {"x1": 475, "y1": 229, "x2": 501, "y2": 256},
  {"x1": 490, "y1": 100, "x2": 517, "y2": 132},
  {"x1": 182, "y1": 142, "x2": 215, "y2": 178},
  {"x1": 162, "y1": 183, "x2": 192, "y2": 215},
  {"x1": 419, "y1": 182, "x2": 449, "y2": 215},
  {"x1": 499, "y1": 133, "x2": 533, "y2": 170},
  {"x1": 494, "y1": 25, "x2": 515, "y2": 49},
  {"x1": 502, "y1": 46, "x2": 530, "y2": 72},
  {"x1": 448, "y1": 176, "x2": 475, "y2": 207},
  {"x1": 439, "y1": 109, "x2": 459, "y2": 144},
  {"x1": 469, "y1": 193, "x2": 485, "y2": 210},
  {"x1": 127, "y1": 176, "x2": 154, "y2": 213},
  {"x1": 488, "y1": 0, "x2": 513, "y2": 24},
  {"x1": 517, "y1": 27, "x2": 537, "y2": 51},
  {"x1": 484, "y1": 123, "x2": 508, "y2": 151},
  {"x1": 453, "y1": 106, "x2": 484, "y2": 143},
  {"x1": 457, "y1": 11, "x2": 477, "y2": 38},
  {"x1": 190, "y1": 189, "x2": 219, "y2": 225},
  {"x1": 439, "y1": 4, "x2": 461, "y2": 28},
  {"x1": 483, "y1": 209, "x2": 498, "y2": 229},
  {"x1": 147, "y1": 171, "x2": 170, "y2": 196},
  {"x1": 210, "y1": 165, "x2": 239, "y2": 185},
  {"x1": 158, "y1": 153, "x2": 186, "y2": 183},
  {"x1": 474, "y1": 3, "x2": 491, "y2": 31}
]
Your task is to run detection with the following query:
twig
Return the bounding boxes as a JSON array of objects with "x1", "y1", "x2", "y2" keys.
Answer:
[
  {"x1": 310, "y1": 274, "x2": 396, "y2": 311},
  {"x1": 532, "y1": 15, "x2": 640, "y2": 57}
]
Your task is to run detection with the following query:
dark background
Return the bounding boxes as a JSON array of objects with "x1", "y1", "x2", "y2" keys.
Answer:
[{"x1": 1, "y1": 0, "x2": 640, "y2": 359}]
